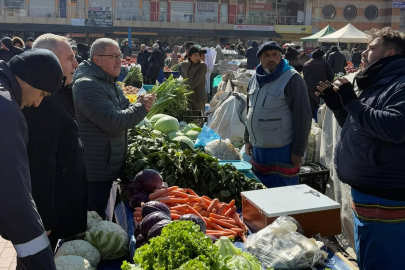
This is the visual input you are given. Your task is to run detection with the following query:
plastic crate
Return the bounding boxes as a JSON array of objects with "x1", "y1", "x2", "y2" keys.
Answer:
[
  {"x1": 177, "y1": 110, "x2": 207, "y2": 127},
  {"x1": 299, "y1": 163, "x2": 330, "y2": 194}
]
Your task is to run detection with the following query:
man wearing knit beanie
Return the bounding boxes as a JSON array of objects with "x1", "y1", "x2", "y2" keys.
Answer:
[
  {"x1": 24, "y1": 37, "x2": 34, "y2": 51},
  {"x1": 0, "y1": 48, "x2": 63, "y2": 270}
]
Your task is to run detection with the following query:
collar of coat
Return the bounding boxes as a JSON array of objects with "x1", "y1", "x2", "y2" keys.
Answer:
[{"x1": 88, "y1": 60, "x2": 117, "y2": 84}]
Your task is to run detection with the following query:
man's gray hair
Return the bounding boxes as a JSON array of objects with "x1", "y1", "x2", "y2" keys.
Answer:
[
  {"x1": 141, "y1": 44, "x2": 146, "y2": 48},
  {"x1": 152, "y1": 43, "x2": 159, "y2": 50},
  {"x1": 32, "y1": 34, "x2": 69, "y2": 56},
  {"x1": 90, "y1": 38, "x2": 119, "y2": 60}
]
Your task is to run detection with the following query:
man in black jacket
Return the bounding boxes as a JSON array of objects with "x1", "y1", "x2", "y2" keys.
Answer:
[
  {"x1": 73, "y1": 38, "x2": 156, "y2": 217},
  {"x1": 351, "y1": 48, "x2": 362, "y2": 69},
  {"x1": 0, "y1": 37, "x2": 23, "y2": 62},
  {"x1": 24, "y1": 37, "x2": 34, "y2": 51},
  {"x1": 0, "y1": 49, "x2": 63, "y2": 270},
  {"x1": 317, "y1": 27, "x2": 405, "y2": 269},
  {"x1": 23, "y1": 34, "x2": 87, "y2": 251},
  {"x1": 327, "y1": 46, "x2": 347, "y2": 74},
  {"x1": 137, "y1": 44, "x2": 150, "y2": 81},
  {"x1": 245, "y1": 41, "x2": 259, "y2": 69}
]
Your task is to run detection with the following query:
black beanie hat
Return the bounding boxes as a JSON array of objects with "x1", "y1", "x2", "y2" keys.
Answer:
[
  {"x1": 8, "y1": 49, "x2": 64, "y2": 94},
  {"x1": 26, "y1": 37, "x2": 34, "y2": 42},
  {"x1": 1, "y1": 37, "x2": 13, "y2": 50},
  {"x1": 186, "y1": 46, "x2": 200, "y2": 59},
  {"x1": 257, "y1": 41, "x2": 282, "y2": 58},
  {"x1": 185, "y1": 41, "x2": 195, "y2": 50}
]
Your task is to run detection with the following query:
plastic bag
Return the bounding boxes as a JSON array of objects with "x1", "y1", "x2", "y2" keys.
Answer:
[
  {"x1": 205, "y1": 139, "x2": 240, "y2": 160},
  {"x1": 213, "y1": 75, "x2": 223, "y2": 88},
  {"x1": 194, "y1": 125, "x2": 221, "y2": 149},
  {"x1": 245, "y1": 216, "x2": 326, "y2": 269},
  {"x1": 303, "y1": 120, "x2": 322, "y2": 164}
]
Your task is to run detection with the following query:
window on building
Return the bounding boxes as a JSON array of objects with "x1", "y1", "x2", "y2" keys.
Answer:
[
  {"x1": 343, "y1": 5, "x2": 357, "y2": 21},
  {"x1": 322, "y1": 5, "x2": 336, "y2": 20},
  {"x1": 365, "y1": 5, "x2": 378, "y2": 21}
]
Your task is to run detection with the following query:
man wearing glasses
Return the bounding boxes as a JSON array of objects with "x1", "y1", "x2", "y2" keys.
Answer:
[{"x1": 73, "y1": 38, "x2": 156, "y2": 217}]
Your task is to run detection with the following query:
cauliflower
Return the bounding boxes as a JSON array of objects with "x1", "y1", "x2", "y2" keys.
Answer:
[
  {"x1": 55, "y1": 255, "x2": 95, "y2": 270},
  {"x1": 55, "y1": 240, "x2": 101, "y2": 267},
  {"x1": 85, "y1": 221, "x2": 128, "y2": 260},
  {"x1": 87, "y1": 211, "x2": 103, "y2": 230}
]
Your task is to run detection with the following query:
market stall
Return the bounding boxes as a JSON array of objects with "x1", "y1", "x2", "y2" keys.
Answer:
[
  {"x1": 301, "y1": 25, "x2": 336, "y2": 43},
  {"x1": 317, "y1": 23, "x2": 370, "y2": 44}
]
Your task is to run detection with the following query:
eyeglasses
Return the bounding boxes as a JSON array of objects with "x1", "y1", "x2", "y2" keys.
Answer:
[{"x1": 96, "y1": 53, "x2": 123, "y2": 60}]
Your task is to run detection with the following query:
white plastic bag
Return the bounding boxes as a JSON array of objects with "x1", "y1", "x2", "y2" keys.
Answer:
[
  {"x1": 245, "y1": 216, "x2": 326, "y2": 269},
  {"x1": 303, "y1": 120, "x2": 322, "y2": 164},
  {"x1": 205, "y1": 139, "x2": 240, "y2": 160}
]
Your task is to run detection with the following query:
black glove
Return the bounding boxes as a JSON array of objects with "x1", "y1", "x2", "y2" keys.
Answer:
[
  {"x1": 336, "y1": 82, "x2": 357, "y2": 107},
  {"x1": 320, "y1": 86, "x2": 343, "y2": 110}
]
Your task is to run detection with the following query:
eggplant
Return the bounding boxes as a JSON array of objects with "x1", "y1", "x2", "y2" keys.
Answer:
[
  {"x1": 129, "y1": 191, "x2": 150, "y2": 209},
  {"x1": 141, "y1": 201, "x2": 171, "y2": 218},
  {"x1": 147, "y1": 219, "x2": 171, "y2": 240},
  {"x1": 140, "y1": 212, "x2": 171, "y2": 236},
  {"x1": 136, "y1": 234, "x2": 146, "y2": 248},
  {"x1": 133, "y1": 169, "x2": 163, "y2": 192},
  {"x1": 179, "y1": 214, "x2": 206, "y2": 233}
]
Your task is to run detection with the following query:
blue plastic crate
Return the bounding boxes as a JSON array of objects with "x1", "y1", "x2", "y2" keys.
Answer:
[{"x1": 142, "y1": 84, "x2": 154, "y2": 91}]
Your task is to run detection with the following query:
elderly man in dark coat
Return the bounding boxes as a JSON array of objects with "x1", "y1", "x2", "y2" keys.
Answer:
[{"x1": 23, "y1": 34, "x2": 87, "y2": 251}]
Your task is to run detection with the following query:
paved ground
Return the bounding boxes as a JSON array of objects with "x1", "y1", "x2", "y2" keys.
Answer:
[{"x1": 0, "y1": 237, "x2": 16, "y2": 270}]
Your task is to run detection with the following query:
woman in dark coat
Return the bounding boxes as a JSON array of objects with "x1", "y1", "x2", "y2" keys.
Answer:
[
  {"x1": 0, "y1": 37, "x2": 23, "y2": 62},
  {"x1": 302, "y1": 49, "x2": 334, "y2": 119},
  {"x1": 23, "y1": 80, "x2": 88, "y2": 250},
  {"x1": 147, "y1": 43, "x2": 164, "y2": 85}
]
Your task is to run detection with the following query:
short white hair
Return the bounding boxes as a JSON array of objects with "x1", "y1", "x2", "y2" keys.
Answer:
[
  {"x1": 90, "y1": 38, "x2": 119, "y2": 60},
  {"x1": 141, "y1": 44, "x2": 146, "y2": 48},
  {"x1": 152, "y1": 43, "x2": 159, "y2": 50},
  {"x1": 32, "y1": 34, "x2": 69, "y2": 56}
]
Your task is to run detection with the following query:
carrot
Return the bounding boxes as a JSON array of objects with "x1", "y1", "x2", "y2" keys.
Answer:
[
  {"x1": 166, "y1": 203, "x2": 179, "y2": 208},
  {"x1": 171, "y1": 213, "x2": 181, "y2": 220},
  {"x1": 225, "y1": 229, "x2": 238, "y2": 236},
  {"x1": 209, "y1": 213, "x2": 229, "y2": 220},
  {"x1": 239, "y1": 233, "x2": 247, "y2": 242},
  {"x1": 207, "y1": 198, "x2": 219, "y2": 213},
  {"x1": 170, "y1": 210, "x2": 185, "y2": 215},
  {"x1": 187, "y1": 195, "x2": 200, "y2": 201},
  {"x1": 177, "y1": 189, "x2": 187, "y2": 193},
  {"x1": 226, "y1": 199, "x2": 235, "y2": 210},
  {"x1": 209, "y1": 217, "x2": 238, "y2": 229},
  {"x1": 220, "y1": 219, "x2": 238, "y2": 226},
  {"x1": 135, "y1": 207, "x2": 142, "y2": 212},
  {"x1": 166, "y1": 191, "x2": 189, "y2": 198},
  {"x1": 156, "y1": 197, "x2": 187, "y2": 204},
  {"x1": 216, "y1": 204, "x2": 227, "y2": 215},
  {"x1": 198, "y1": 202, "x2": 208, "y2": 210},
  {"x1": 232, "y1": 212, "x2": 247, "y2": 233},
  {"x1": 206, "y1": 231, "x2": 234, "y2": 236},
  {"x1": 133, "y1": 211, "x2": 142, "y2": 217},
  {"x1": 230, "y1": 227, "x2": 243, "y2": 234},
  {"x1": 201, "y1": 197, "x2": 212, "y2": 206},
  {"x1": 206, "y1": 230, "x2": 223, "y2": 234},
  {"x1": 169, "y1": 204, "x2": 189, "y2": 212},
  {"x1": 224, "y1": 206, "x2": 237, "y2": 217},
  {"x1": 206, "y1": 220, "x2": 225, "y2": 231},
  {"x1": 202, "y1": 195, "x2": 213, "y2": 202},
  {"x1": 187, "y1": 206, "x2": 207, "y2": 225},
  {"x1": 200, "y1": 210, "x2": 208, "y2": 217},
  {"x1": 211, "y1": 208, "x2": 217, "y2": 214},
  {"x1": 187, "y1": 188, "x2": 198, "y2": 196},
  {"x1": 149, "y1": 186, "x2": 178, "y2": 200}
]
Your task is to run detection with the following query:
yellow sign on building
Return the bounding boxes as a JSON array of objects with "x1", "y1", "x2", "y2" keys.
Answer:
[{"x1": 275, "y1": 25, "x2": 312, "y2": 34}]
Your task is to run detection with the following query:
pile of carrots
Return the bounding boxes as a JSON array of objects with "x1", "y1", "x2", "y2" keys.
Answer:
[{"x1": 133, "y1": 186, "x2": 249, "y2": 241}]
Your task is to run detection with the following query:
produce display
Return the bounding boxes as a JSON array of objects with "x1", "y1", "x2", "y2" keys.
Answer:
[
  {"x1": 55, "y1": 240, "x2": 101, "y2": 267},
  {"x1": 122, "y1": 57, "x2": 137, "y2": 66},
  {"x1": 125, "y1": 128, "x2": 265, "y2": 208},
  {"x1": 170, "y1": 64, "x2": 179, "y2": 71},
  {"x1": 146, "y1": 76, "x2": 193, "y2": 118},
  {"x1": 123, "y1": 67, "x2": 143, "y2": 88},
  {"x1": 132, "y1": 186, "x2": 249, "y2": 242},
  {"x1": 55, "y1": 255, "x2": 94, "y2": 270}
]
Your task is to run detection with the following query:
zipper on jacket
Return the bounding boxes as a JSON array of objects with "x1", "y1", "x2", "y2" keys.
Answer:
[{"x1": 259, "y1": 118, "x2": 281, "y2": 122}]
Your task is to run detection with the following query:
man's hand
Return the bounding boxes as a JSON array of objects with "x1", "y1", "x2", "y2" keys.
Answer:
[
  {"x1": 291, "y1": 154, "x2": 303, "y2": 168},
  {"x1": 315, "y1": 80, "x2": 344, "y2": 111},
  {"x1": 46, "y1": 230, "x2": 51, "y2": 236},
  {"x1": 137, "y1": 93, "x2": 156, "y2": 112},
  {"x1": 245, "y1": 143, "x2": 253, "y2": 157},
  {"x1": 332, "y1": 77, "x2": 350, "y2": 91},
  {"x1": 316, "y1": 80, "x2": 333, "y2": 95}
]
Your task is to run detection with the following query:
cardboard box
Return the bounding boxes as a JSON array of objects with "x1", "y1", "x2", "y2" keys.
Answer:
[{"x1": 241, "y1": 184, "x2": 341, "y2": 237}]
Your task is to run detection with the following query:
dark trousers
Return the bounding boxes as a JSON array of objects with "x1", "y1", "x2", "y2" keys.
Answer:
[
  {"x1": 147, "y1": 77, "x2": 157, "y2": 85},
  {"x1": 87, "y1": 181, "x2": 114, "y2": 219}
]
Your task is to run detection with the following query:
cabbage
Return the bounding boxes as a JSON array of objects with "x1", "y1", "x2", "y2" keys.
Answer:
[
  {"x1": 134, "y1": 169, "x2": 163, "y2": 192},
  {"x1": 173, "y1": 136, "x2": 195, "y2": 150},
  {"x1": 154, "y1": 116, "x2": 180, "y2": 134},
  {"x1": 149, "y1": 114, "x2": 169, "y2": 127},
  {"x1": 168, "y1": 131, "x2": 184, "y2": 141},
  {"x1": 180, "y1": 123, "x2": 200, "y2": 133},
  {"x1": 136, "y1": 118, "x2": 152, "y2": 128},
  {"x1": 185, "y1": 130, "x2": 200, "y2": 141},
  {"x1": 85, "y1": 221, "x2": 128, "y2": 260},
  {"x1": 152, "y1": 130, "x2": 163, "y2": 137}
]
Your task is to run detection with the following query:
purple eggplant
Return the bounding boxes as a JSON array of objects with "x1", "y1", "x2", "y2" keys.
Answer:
[
  {"x1": 179, "y1": 214, "x2": 206, "y2": 233},
  {"x1": 141, "y1": 201, "x2": 171, "y2": 218},
  {"x1": 147, "y1": 219, "x2": 171, "y2": 240},
  {"x1": 140, "y1": 212, "x2": 171, "y2": 236}
]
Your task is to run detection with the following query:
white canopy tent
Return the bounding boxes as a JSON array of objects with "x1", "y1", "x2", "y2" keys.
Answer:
[{"x1": 318, "y1": 23, "x2": 370, "y2": 43}]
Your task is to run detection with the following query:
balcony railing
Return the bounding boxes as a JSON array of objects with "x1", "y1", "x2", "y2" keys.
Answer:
[{"x1": 1, "y1": 7, "x2": 307, "y2": 26}]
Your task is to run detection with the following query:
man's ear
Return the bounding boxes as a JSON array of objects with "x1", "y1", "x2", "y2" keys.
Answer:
[{"x1": 386, "y1": 48, "x2": 396, "y2": 57}]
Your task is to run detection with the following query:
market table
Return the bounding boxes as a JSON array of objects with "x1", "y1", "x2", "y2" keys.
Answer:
[{"x1": 105, "y1": 201, "x2": 357, "y2": 270}]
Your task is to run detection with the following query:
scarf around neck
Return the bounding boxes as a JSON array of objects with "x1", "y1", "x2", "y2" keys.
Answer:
[
  {"x1": 256, "y1": 59, "x2": 293, "y2": 88},
  {"x1": 355, "y1": 54, "x2": 402, "y2": 90}
]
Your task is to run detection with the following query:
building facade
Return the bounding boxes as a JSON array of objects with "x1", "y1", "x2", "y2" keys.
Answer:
[{"x1": 0, "y1": 0, "x2": 402, "y2": 47}]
